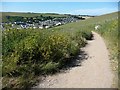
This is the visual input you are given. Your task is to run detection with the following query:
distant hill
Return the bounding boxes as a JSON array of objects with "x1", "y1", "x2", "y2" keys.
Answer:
[
  {"x1": 1, "y1": 11, "x2": 118, "y2": 23},
  {"x1": 1, "y1": 12, "x2": 70, "y2": 23},
  {"x1": 79, "y1": 11, "x2": 118, "y2": 25},
  {"x1": 1, "y1": 12, "x2": 67, "y2": 18},
  {"x1": 53, "y1": 11, "x2": 118, "y2": 30}
]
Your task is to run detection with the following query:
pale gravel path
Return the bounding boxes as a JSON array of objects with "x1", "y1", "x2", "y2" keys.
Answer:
[{"x1": 35, "y1": 31, "x2": 114, "y2": 88}]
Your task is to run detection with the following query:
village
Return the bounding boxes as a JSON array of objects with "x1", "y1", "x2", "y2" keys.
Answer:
[{"x1": 1, "y1": 15, "x2": 88, "y2": 30}]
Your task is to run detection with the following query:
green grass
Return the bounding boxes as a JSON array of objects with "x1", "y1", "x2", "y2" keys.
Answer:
[
  {"x1": 2, "y1": 11, "x2": 119, "y2": 89},
  {"x1": 2, "y1": 12, "x2": 67, "y2": 17},
  {"x1": 95, "y1": 18, "x2": 118, "y2": 88},
  {"x1": 2, "y1": 28, "x2": 92, "y2": 89},
  {"x1": 1, "y1": 12, "x2": 68, "y2": 22}
]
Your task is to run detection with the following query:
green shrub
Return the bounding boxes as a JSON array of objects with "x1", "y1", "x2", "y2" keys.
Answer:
[
  {"x1": 80, "y1": 30, "x2": 93, "y2": 40},
  {"x1": 41, "y1": 62, "x2": 59, "y2": 74},
  {"x1": 2, "y1": 24, "x2": 92, "y2": 88}
]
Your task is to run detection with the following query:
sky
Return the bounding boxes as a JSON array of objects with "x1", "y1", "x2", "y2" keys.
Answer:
[{"x1": 1, "y1": 2, "x2": 118, "y2": 15}]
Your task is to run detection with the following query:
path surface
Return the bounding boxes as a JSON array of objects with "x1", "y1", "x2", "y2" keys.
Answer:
[{"x1": 35, "y1": 32, "x2": 114, "y2": 88}]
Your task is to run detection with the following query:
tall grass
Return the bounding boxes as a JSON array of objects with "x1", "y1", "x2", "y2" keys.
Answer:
[
  {"x1": 2, "y1": 26, "x2": 92, "y2": 88},
  {"x1": 95, "y1": 19, "x2": 118, "y2": 87}
]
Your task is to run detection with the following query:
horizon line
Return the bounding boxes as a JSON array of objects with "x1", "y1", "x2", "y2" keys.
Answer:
[{"x1": 1, "y1": 11, "x2": 118, "y2": 16}]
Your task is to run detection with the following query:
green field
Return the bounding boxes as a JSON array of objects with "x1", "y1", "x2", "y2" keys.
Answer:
[
  {"x1": 2, "y1": 12, "x2": 67, "y2": 17},
  {"x1": 1, "y1": 12, "x2": 68, "y2": 22},
  {"x1": 2, "y1": 11, "x2": 119, "y2": 89}
]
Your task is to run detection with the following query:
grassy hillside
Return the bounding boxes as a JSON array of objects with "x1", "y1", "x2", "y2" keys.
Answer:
[
  {"x1": 2, "y1": 18, "x2": 92, "y2": 89},
  {"x1": 1, "y1": 12, "x2": 68, "y2": 23},
  {"x1": 76, "y1": 11, "x2": 118, "y2": 87},
  {"x1": 95, "y1": 18, "x2": 118, "y2": 88},
  {"x1": 2, "y1": 11, "x2": 119, "y2": 89},
  {"x1": 2, "y1": 12, "x2": 67, "y2": 17}
]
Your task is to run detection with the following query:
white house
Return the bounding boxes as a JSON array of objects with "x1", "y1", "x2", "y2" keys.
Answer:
[
  {"x1": 39, "y1": 26, "x2": 43, "y2": 29},
  {"x1": 45, "y1": 26, "x2": 50, "y2": 29},
  {"x1": 55, "y1": 22, "x2": 61, "y2": 26}
]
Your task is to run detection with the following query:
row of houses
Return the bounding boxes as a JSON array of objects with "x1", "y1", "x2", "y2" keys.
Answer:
[{"x1": 1, "y1": 16, "x2": 80, "y2": 30}]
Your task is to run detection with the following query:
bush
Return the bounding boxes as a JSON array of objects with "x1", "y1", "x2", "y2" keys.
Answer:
[
  {"x1": 2, "y1": 27, "x2": 92, "y2": 88},
  {"x1": 80, "y1": 30, "x2": 93, "y2": 40},
  {"x1": 41, "y1": 62, "x2": 59, "y2": 74}
]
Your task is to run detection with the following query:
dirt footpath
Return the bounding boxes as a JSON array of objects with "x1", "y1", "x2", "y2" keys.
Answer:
[{"x1": 35, "y1": 31, "x2": 114, "y2": 88}]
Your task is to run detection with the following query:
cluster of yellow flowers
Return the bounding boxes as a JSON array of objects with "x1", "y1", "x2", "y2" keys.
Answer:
[{"x1": 39, "y1": 33, "x2": 70, "y2": 61}]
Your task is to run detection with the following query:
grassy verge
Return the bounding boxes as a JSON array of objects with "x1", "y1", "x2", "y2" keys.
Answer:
[{"x1": 95, "y1": 19, "x2": 118, "y2": 88}]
